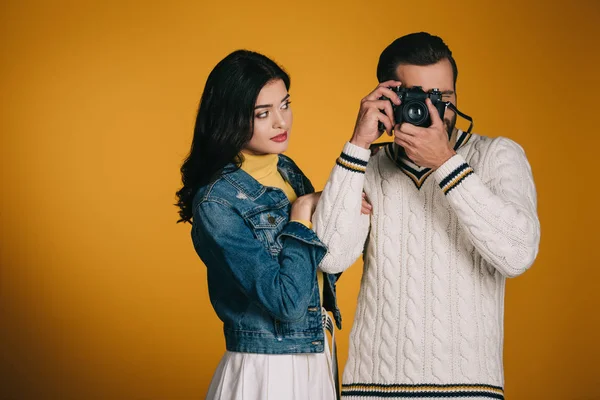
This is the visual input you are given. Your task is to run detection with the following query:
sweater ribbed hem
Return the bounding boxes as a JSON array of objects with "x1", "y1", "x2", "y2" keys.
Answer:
[
  {"x1": 342, "y1": 382, "x2": 504, "y2": 399},
  {"x1": 343, "y1": 396, "x2": 502, "y2": 400}
]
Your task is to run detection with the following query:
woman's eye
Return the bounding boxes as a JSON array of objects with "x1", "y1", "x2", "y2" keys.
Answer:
[
  {"x1": 281, "y1": 101, "x2": 291, "y2": 110},
  {"x1": 256, "y1": 111, "x2": 268, "y2": 119}
]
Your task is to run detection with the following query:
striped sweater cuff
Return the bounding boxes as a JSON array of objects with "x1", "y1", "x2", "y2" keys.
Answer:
[
  {"x1": 336, "y1": 142, "x2": 371, "y2": 174},
  {"x1": 434, "y1": 154, "x2": 475, "y2": 195}
]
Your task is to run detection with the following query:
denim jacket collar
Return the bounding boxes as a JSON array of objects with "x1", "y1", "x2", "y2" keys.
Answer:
[{"x1": 222, "y1": 155, "x2": 308, "y2": 200}]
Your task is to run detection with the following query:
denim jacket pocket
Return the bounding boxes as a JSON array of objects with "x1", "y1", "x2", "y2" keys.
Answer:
[
  {"x1": 247, "y1": 210, "x2": 287, "y2": 256},
  {"x1": 279, "y1": 303, "x2": 323, "y2": 336}
]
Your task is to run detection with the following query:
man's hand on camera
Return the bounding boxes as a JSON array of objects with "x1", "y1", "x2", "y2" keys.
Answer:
[
  {"x1": 394, "y1": 98, "x2": 456, "y2": 169},
  {"x1": 350, "y1": 80, "x2": 402, "y2": 149}
]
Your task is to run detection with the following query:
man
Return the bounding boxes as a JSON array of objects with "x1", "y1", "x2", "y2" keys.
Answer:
[{"x1": 313, "y1": 32, "x2": 540, "y2": 399}]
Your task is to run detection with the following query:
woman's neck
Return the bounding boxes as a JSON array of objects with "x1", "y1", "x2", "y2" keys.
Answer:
[{"x1": 240, "y1": 152, "x2": 279, "y2": 180}]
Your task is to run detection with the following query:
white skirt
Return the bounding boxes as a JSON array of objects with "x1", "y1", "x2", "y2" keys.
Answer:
[{"x1": 206, "y1": 322, "x2": 336, "y2": 400}]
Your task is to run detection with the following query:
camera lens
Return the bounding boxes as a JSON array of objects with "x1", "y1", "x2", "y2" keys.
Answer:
[
  {"x1": 408, "y1": 106, "x2": 424, "y2": 120},
  {"x1": 403, "y1": 100, "x2": 429, "y2": 126}
]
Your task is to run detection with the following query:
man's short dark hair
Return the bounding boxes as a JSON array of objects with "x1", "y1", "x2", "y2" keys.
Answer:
[{"x1": 377, "y1": 32, "x2": 458, "y2": 86}]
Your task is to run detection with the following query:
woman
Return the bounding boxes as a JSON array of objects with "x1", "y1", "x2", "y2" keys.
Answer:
[{"x1": 175, "y1": 49, "x2": 341, "y2": 400}]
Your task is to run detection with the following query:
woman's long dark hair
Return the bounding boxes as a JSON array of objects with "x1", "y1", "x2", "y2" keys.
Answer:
[{"x1": 175, "y1": 50, "x2": 290, "y2": 223}]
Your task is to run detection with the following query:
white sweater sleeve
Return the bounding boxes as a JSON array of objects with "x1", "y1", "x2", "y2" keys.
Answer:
[
  {"x1": 312, "y1": 142, "x2": 372, "y2": 274},
  {"x1": 433, "y1": 137, "x2": 540, "y2": 277}
]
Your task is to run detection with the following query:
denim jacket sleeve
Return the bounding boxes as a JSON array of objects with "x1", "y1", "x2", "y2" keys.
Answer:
[{"x1": 195, "y1": 199, "x2": 328, "y2": 322}]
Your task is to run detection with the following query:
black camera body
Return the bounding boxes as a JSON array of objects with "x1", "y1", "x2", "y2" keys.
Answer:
[{"x1": 380, "y1": 86, "x2": 447, "y2": 130}]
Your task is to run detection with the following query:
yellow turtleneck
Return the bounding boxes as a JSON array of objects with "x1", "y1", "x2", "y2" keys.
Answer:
[
  {"x1": 241, "y1": 152, "x2": 324, "y2": 305},
  {"x1": 240, "y1": 153, "x2": 298, "y2": 202}
]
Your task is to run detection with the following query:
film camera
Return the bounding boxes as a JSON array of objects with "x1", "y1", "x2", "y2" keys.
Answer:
[{"x1": 378, "y1": 86, "x2": 447, "y2": 131}]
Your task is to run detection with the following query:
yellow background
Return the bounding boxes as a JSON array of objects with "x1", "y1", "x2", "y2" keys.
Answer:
[{"x1": 1, "y1": 0, "x2": 599, "y2": 399}]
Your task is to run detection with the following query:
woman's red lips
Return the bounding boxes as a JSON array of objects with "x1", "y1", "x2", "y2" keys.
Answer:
[{"x1": 270, "y1": 132, "x2": 288, "y2": 142}]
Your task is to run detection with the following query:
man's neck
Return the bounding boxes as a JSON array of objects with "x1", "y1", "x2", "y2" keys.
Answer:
[{"x1": 449, "y1": 127, "x2": 459, "y2": 148}]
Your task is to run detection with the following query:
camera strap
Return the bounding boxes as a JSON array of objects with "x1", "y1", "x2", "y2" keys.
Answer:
[{"x1": 445, "y1": 102, "x2": 473, "y2": 134}]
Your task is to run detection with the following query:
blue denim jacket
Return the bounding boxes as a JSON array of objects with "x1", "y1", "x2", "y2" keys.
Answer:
[{"x1": 191, "y1": 154, "x2": 342, "y2": 354}]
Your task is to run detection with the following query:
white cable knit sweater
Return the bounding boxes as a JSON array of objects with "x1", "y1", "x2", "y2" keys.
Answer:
[{"x1": 313, "y1": 131, "x2": 540, "y2": 400}]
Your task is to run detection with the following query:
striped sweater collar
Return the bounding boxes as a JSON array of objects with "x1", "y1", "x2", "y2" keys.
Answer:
[{"x1": 385, "y1": 129, "x2": 472, "y2": 189}]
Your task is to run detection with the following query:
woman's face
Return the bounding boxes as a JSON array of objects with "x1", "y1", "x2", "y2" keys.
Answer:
[{"x1": 243, "y1": 79, "x2": 292, "y2": 155}]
